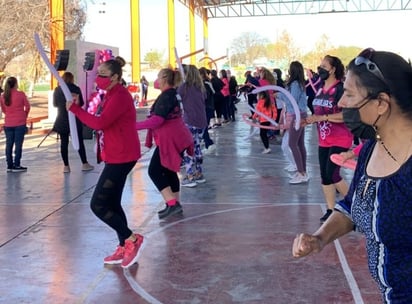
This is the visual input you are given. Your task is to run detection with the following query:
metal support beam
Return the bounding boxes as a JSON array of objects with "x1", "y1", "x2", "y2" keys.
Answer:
[
  {"x1": 189, "y1": 0, "x2": 196, "y2": 65},
  {"x1": 130, "y1": 0, "x2": 141, "y2": 83},
  {"x1": 168, "y1": 0, "x2": 177, "y2": 68},
  {"x1": 49, "y1": 0, "x2": 64, "y2": 89},
  {"x1": 179, "y1": 0, "x2": 412, "y2": 18}
]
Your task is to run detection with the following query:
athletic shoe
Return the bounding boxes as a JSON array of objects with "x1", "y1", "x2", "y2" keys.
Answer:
[
  {"x1": 158, "y1": 202, "x2": 183, "y2": 219},
  {"x1": 203, "y1": 144, "x2": 216, "y2": 155},
  {"x1": 63, "y1": 166, "x2": 71, "y2": 173},
  {"x1": 104, "y1": 245, "x2": 125, "y2": 265},
  {"x1": 194, "y1": 173, "x2": 206, "y2": 184},
  {"x1": 12, "y1": 166, "x2": 27, "y2": 172},
  {"x1": 262, "y1": 148, "x2": 271, "y2": 154},
  {"x1": 284, "y1": 164, "x2": 297, "y2": 172},
  {"x1": 181, "y1": 176, "x2": 197, "y2": 188},
  {"x1": 7, "y1": 167, "x2": 13, "y2": 173},
  {"x1": 289, "y1": 173, "x2": 308, "y2": 184},
  {"x1": 82, "y1": 163, "x2": 94, "y2": 171},
  {"x1": 121, "y1": 234, "x2": 145, "y2": 268},
  {"x1": 320, "y1": 209, "x2": 333, "y2": 223}
]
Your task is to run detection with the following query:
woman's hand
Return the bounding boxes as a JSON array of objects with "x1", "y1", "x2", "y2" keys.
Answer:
[
  {"x1": 292, "y1": 233, "x2": 323, "y2": 258},
  {"x1": 339, "y1": 150, "x2": 356, "y2": 162},
  {"x1": 305, "y1": 115, "x2": 318, "y2": 124},
  {"x1": 66, "y1": 101, "x2": 73, "y2": 112}
]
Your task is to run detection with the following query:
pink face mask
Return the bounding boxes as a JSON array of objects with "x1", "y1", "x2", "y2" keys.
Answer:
[
  {"x1": 95, "y1": 75, "x2": 112, "y2": 90},
  {"x1": 153, "y1": 78, "x2": 160, "y2": 90}
]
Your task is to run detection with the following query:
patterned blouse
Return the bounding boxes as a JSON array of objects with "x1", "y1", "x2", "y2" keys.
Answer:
[{"x1": 336, "y1": 139, "x2": 412, "y2": 303}]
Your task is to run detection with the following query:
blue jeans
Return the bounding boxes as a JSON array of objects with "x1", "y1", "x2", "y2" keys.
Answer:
[{"x1": 4, "y1": 125, "x2": 27, "y2": 168}]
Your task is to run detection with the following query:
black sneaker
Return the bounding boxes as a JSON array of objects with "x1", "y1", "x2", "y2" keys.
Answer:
[
  {"x1": 158, "y1": 202, "x2": 183, "y2": 219},
  {"x1": 12, "y1": 166, "x2": 27, "y2": 172},
  {"x1": 320, "y1": 209, "x2": 333, "y2": 223}
]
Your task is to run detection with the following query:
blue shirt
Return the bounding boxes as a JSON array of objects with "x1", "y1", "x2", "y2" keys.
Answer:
[
  {"x1": 278, "y1": 80, "x2": 307, "y2": 113},
  {"x1": 336, "y1": 139, "x2": 412, "y2": 303}
]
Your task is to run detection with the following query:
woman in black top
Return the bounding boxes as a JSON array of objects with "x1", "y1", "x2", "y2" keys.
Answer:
[{"x1": 53, "y1": 72, "x2": 94, "y2": 173}]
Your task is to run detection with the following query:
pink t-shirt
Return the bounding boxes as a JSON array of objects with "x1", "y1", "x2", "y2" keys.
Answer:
[
  {"x1": 312, "y1": 81, "x2": 353, "y2": 149},
  {"x1": 0, "y1": 89, "x2": 30, "y2": 127},
  {"x1": 220, "y1": 77, "x2": 230, "y2": 97}
]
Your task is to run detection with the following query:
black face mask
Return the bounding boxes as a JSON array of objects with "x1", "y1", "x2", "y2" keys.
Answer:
[
  {"x1": 343, "y1": 97, "x2": 383, "y2": 140},
  {"x1": 317, "y1": 67, "x2": 330, "y2": 81},
  {"x1": 342, "y1": 107, "x2": 377, "y2": 139}
]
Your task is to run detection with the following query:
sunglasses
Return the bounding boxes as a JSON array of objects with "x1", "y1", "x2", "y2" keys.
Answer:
[{"x1": 354, "y1": 48, "x2": 386, "y2": 83}]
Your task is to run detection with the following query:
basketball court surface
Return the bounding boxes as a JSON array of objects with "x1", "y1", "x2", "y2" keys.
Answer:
[{"x1": 0, "y1": 102, "x2": 381, "y2": 303}]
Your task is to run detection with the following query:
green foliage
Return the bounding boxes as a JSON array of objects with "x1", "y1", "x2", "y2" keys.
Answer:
[
  {"x1": 33, "y1": 84, "x2": 50, "y2": 92},
  {"x1": 229, "y1": 30, "x2": 363, "y2": 72},
  {"x1": 144, "y1": 50, "x2": 165, "y2": 69}
]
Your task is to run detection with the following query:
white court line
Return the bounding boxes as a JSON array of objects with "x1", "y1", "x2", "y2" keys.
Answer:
[
  {"x1": 123, "y1": 203, "x2": 365, "y2": 304},
  {"x1": 320, "y1": 206, "x2": 365, "y2": 304}
]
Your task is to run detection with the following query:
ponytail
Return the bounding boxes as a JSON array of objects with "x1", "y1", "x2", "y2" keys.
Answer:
[{"x1": 4, "y1": 77, "x2": 18, "y2": 106}]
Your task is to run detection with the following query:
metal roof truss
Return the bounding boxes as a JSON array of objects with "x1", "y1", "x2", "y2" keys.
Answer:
[{"x1": 178, "y1": 0, "x2": 412, "y2": 18}]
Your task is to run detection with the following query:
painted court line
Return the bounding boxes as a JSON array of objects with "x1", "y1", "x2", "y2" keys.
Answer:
[
  {"x1": 123, "y1": 204, "x2": 366, "y2": 303},
  {"x1": 319, "y1": 206, "x2": 365, "y2": 304}
]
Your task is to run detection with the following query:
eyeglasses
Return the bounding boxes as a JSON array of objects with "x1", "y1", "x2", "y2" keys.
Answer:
[{"x1": 354, "y1": 48, "x2": 386, "y2": 83}]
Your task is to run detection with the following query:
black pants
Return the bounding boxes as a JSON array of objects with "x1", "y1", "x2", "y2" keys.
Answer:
[
  {"x1": 259, "y1": 121, "x2": 271, "y2": 149},
  {"x1": 148, "y1": 147, "x2": 180, "y2": 193},
  {"x1": 58, "y1": 122, "x2": 88, "y2": 166},
  {"x1": 90, "y1": 161, "x2": 136, "y2": 246},
  {"x1": 318, "y1": 146, "x2": 348, "y2": 185}
]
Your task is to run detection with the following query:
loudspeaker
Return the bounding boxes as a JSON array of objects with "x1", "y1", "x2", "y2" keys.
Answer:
[
  {"x1": 54, "y1": 49, "x2": 70, "y2": 71},
  {"x1": 83, "y1": 52, "x2": 96, "y2": 71}
]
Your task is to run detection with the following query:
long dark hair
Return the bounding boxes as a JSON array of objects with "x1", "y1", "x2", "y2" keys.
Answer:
[
  {"x1": 258, "y1": 90, "x2": 271, "y2": 109},
  {"x1": 4, "y1": 77, "x2": 18, "y2": 106},
  {"x1": 286, "y1": 61, "x2": 305, "y2": 90},
  {"x1": 347, "y1": 49, "x2": 412, "y2": 117},
  {"x1": 324, "y1": 55, "x2": 345, "y2": 80}
]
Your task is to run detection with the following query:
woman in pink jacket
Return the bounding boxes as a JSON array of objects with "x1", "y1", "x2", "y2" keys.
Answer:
[
  {"x1": 136, "y1": 68, "x2": 194, "y2": 220},
  {"x1": 67, "y1": 59, "x2": 143, "y2": 269},
  {"x1": 0, "y1": 77, "x2": 30, "y2": 172}
]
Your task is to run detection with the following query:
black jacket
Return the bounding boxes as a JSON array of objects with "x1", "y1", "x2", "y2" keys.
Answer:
[{"x1": 53, "y1": 82, "x2": 84, "y2": 134}]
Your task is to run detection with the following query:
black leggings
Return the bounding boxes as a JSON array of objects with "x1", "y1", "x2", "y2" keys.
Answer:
[
  {"x1": 259, "y1": 121, "x2": 271, "y2": 149},
  {"x1": 148, "y1": 147, "x2": 180, "y2": 193},
  {"x1": 90, "y1": 161, "x2": 136, "y2": 246},
  {"x1": 318, "y1": 146, "x2": 348, "y2": 185},
  {"x1": 58, "y1": 122, "x2": 88, "y2": 166}
]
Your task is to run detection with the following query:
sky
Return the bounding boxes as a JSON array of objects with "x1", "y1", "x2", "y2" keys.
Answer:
[{"x1": 83, "y1": 0, "x2": 412, "y2": 67}]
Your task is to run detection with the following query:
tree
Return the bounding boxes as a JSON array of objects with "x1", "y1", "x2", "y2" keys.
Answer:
[
  {"x1": 0, "y1": 0, "x2": 86, "y2": 90},
  {"x1": 144, "y1": 50, "x2": 165, "y2": 69},
  {"x1": 301, "y1": 34, "x2": 334, "y2": 70},
  {"x1": 229, "y1": 32, "x2": 268, "y2": 66},
  {"x1": 265, "y1": 30, "x2": 301, "y2": 70}
]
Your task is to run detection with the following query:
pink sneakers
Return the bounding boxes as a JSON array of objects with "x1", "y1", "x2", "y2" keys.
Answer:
[
  {"x1": 121, "y1": 234, "x2": 145, "y2": 268},
  {"x1": 104, "y1": 245, "x2": 125, "y2": 265}
]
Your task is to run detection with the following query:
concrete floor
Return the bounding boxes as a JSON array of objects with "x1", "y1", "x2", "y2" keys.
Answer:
[{"x1": 0, "y1": 102, "x2": 381, "y2": 304}]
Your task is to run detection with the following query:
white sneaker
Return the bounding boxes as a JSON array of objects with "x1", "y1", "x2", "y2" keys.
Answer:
[
  {"x1": 284, "y1": 164, "x2": 297, "y2": 172},
  {"x1": 203, "y1": 144, "x2": 216, "y2": 155},
  {"x1": 262, "y1": 148, "x2": 271, "y2": 154},
  {"x1": 181, "y1": 176, "x2": 197, "y2": 188},
  {"x1": 302, "y1": 173, "x2": 310, "y2": 182},
  {"x1": 289, "y1": 173, "x2": 307, "y2": 184}
]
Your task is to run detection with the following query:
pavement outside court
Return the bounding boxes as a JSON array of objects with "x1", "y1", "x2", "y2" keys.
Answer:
[{"x1": 0, "y1": 95, "x2": 381, "y2": 303}]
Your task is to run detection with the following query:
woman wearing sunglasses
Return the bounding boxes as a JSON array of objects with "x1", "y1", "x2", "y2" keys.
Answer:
[{"x1": 293, "y1": 49, "x2": 412, "y2": 303}]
